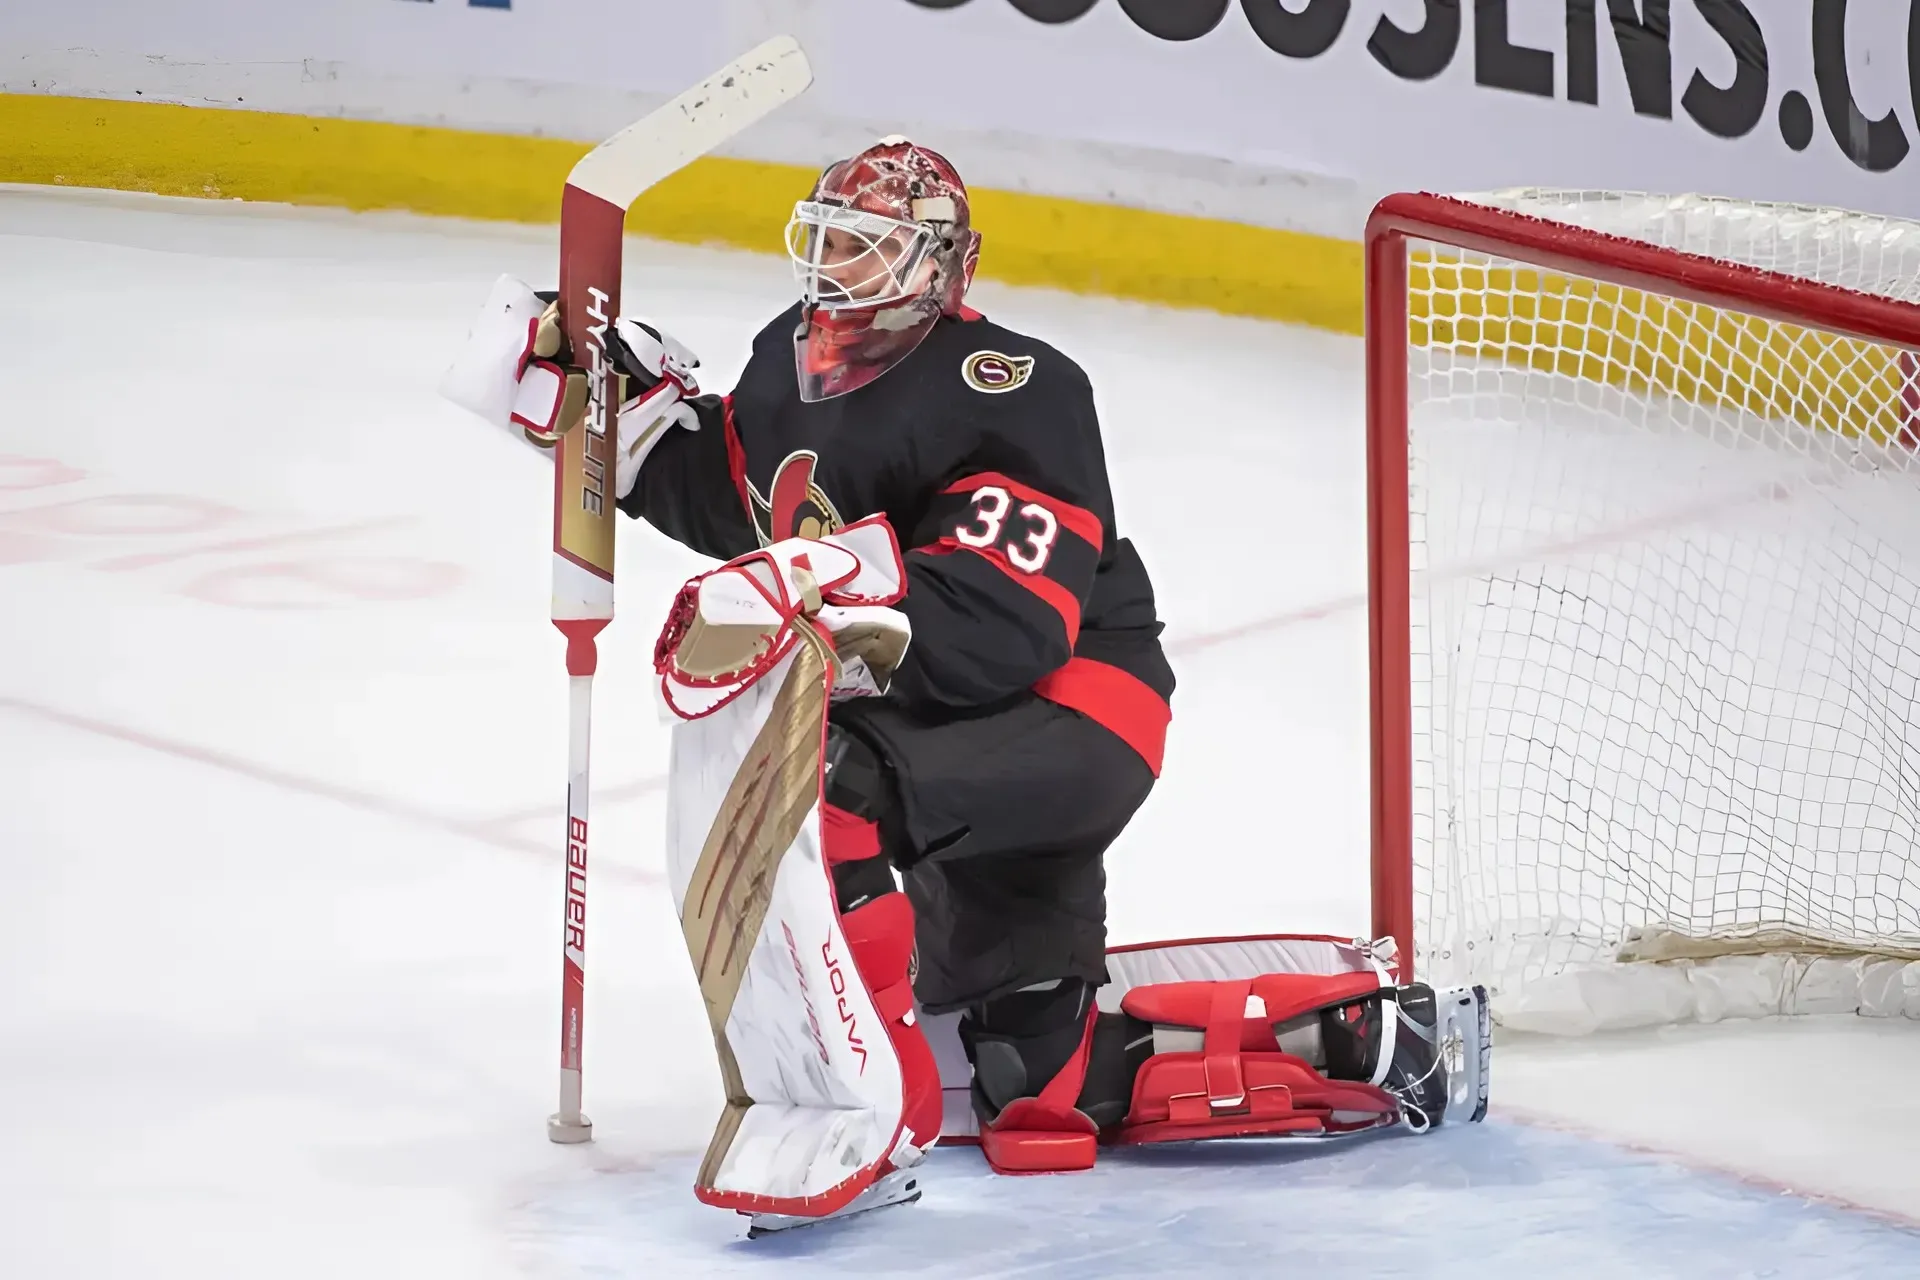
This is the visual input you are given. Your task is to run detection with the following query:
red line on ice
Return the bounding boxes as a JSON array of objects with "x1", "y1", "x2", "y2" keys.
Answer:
[{"x1": 0, "y1": 694, "x2": 659, "y2": 885}]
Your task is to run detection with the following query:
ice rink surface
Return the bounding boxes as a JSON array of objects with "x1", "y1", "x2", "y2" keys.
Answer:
[{"x1": 2, "y1": 187, "x2": 1917, "y2": 1277}]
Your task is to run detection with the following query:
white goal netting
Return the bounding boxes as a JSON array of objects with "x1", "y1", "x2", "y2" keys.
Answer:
[{"x1": 1404, "y1": 191, "x2": 1920, "y2": 1022}]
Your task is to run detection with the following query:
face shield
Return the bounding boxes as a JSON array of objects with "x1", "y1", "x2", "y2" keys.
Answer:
[
  {"x1": 786, "y1": 200, "x2": 949, "y2": 402},
  {"x1": 786, "y1": 201, "x2": 940, "y2": 311}
]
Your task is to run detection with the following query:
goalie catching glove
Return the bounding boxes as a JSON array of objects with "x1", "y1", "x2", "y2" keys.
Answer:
[
  {"x1": 653, "y1": 516, "x2": 912, "y2": 718},
  {"x1": 438, "y1": 274, "x2": 701, "y2": 499}
]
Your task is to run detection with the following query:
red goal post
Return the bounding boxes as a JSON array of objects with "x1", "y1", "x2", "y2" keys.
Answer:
[{"x1": 1364, "y1": 191, "x2": 1920, "y2": 993}]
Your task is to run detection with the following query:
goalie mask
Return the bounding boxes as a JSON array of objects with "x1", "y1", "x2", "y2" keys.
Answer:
[{"x1": 785, "y1": 137, "x2": 982, "y2": 402}]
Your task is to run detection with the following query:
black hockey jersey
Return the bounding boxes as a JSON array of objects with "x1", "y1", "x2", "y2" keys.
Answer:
[{"x1": 620, "y1": 304, "x2": 1174, "y2": 773}]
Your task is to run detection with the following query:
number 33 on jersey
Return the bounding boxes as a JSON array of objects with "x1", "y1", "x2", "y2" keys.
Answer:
[
  {"x1": 926, "y1": 472, "x2": 1104, "y2": 647},
  {"x1": 955, "y1": 485, "x2": 1058, "y2": 572}
]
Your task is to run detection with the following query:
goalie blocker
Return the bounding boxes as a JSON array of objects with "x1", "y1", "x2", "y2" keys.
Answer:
[{"x1": 654, "y1": 524, "x2": 1491, "y2": 1231}]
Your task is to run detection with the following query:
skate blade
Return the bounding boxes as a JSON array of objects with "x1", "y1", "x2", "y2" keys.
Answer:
[
  {"x1": 1431, "y1": 982, "x2": 1492, "y2": 1124},
  {"x1": 745, "y1": 1168, "x2": 923, "y2": 1239}
]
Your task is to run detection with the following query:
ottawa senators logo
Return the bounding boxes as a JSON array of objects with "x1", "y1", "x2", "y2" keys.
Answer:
[
  {"x1": 961, "y1": 350, "x2": 1036, "y2": 394},
  {"x1": 748, "y1": 449, "x2": 844, "y2": 545}
]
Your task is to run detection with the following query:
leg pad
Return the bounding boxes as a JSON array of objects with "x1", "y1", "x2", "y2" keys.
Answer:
[{"x1": 1114, "y1": 976, "x2": 1402, "y2": 1146}]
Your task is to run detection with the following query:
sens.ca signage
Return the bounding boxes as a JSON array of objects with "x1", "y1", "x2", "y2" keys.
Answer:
[{"x1": 893, "y1": 0, "x2": 1920, "y2": 215}]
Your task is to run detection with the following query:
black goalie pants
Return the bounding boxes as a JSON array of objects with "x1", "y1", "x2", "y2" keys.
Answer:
[{"x1": 830, "y1": 693, "x2": 1156, "y2": 1016}]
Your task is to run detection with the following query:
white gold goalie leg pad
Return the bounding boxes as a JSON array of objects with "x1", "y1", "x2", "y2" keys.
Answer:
[
  {"x1": 1432, "y1": 983, "x2": 1491, "y2": 1125},
  {"x1": 744, "y1": 1166, "x2": 924, "y2": 1239}
]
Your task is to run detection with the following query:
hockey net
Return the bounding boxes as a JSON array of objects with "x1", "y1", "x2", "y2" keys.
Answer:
[{"x1": 1366, "y1": 190, "x2": 1920, "y2": 1032}]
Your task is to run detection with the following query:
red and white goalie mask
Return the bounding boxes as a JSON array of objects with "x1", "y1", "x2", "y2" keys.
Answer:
[{"x1": 785, "y1": 137, "x2": 982, "y2": 402}]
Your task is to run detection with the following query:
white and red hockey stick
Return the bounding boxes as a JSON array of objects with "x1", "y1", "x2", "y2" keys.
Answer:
[{"x1": 544, "y1": 36, "x2": 814, "y2": 1145}]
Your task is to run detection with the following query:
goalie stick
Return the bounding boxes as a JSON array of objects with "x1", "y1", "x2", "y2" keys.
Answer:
[{"x1": 543, "y1": 36, "x2": 815, "y2": 1146}]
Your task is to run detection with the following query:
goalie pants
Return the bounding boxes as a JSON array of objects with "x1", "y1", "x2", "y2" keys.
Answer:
[{"x1": 831, "y1": 692, "x2": 1155, "y2": 1016}]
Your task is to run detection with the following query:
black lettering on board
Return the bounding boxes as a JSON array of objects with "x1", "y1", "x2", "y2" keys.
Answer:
[
  {"x1": 1475, "y1": 0, "x2": 1555, "y2": 98},
  {"x1": 1240, "y1": 0, "x2": 1351, "y2": 60},
  {"x1": 1682, "y1": 0, "x2": 1770, "y2": 139},
  {"x1": 1812, "y1": 0, "x2": 1909, "y2": 172},
  {"x1": 1370, "y1": 0, "x2": 1462, "y2": 82}
]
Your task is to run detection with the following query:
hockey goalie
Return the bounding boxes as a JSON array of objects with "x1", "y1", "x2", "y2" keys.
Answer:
[{"x1": 445, "y1": 137, "x2": 1490, "y2": 1230}]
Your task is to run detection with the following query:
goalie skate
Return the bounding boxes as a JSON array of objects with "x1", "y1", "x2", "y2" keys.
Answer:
[
  {"x1": 1427, "y1": 983, "x2": 1491, "y2": 1127},
  {"x1": 743, "y1": 1165, "x2": 925, "y2": 1239}
]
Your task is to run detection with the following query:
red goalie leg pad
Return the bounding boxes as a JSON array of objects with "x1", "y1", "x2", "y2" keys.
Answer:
[
  {"x1": 826, "y1": 802, "x2": 941, "y2": 1157},
  {"x1": 979, "y1": 1005, "x2": 1101, "y2": 1175},
  {"x1": 838, "y1": 894, "x2": 942, "y2": 1157},
  {"x1": 1124, "y1": 971, "x2": 1384, "y2": 1037},
  {"x1": 1113, "y1": 975, "x2": 1400, "y2": 1147}
]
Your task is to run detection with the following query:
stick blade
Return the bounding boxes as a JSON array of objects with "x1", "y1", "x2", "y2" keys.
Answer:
[{"x1": 566, "y1": 35, "x2": 814, "y2": 207}]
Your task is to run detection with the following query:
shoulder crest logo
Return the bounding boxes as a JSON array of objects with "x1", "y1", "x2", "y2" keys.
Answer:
[{"x1": 961, "y1": 350, "x2": 1036, "y2": 394}]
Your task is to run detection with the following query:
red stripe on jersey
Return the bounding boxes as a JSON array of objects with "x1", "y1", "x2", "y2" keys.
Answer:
[
  {"x1": 721, "y1": 395, "x2": 753, "y2": 528},
  {"x1": 925, "y1": 540, "x2": 1082, "y2": 647},
  {"x1": 942, "y1": 472, "x2": 1104, "y2": 553},
  {"x1": 1034, "y1": 658, "x2": 1171, "y2": 776}
]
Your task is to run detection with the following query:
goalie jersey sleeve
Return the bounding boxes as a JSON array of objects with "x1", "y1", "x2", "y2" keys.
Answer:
[{"x1": 880, "y1": 330, "x2": 1173, "y2": 782}]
